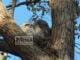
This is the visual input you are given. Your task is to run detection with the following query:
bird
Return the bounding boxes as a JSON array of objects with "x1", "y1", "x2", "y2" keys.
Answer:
[{"x1": 22, "y1": 19, "x2": 51, "y2": 49}]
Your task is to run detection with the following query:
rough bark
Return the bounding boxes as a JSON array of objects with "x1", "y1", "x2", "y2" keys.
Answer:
[
  {"x1": 0, "y1": 0, "x2": 39, "y2": 59},
  {"x1": 50, "y1": 0, "x2": 77, "y2": 60}
]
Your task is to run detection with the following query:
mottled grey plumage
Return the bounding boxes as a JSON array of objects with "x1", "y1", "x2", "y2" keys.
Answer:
[{"x1": 22, "y1": 20, "x2": 51, "y2": 49}]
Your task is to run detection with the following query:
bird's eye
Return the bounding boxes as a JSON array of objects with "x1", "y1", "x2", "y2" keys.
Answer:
[{"x1": 1, "y1": 52, "x2": 4, "y2": 55}]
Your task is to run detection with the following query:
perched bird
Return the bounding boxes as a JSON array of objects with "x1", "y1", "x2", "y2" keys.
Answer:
[{"x1": 22, "y1": 19, "x2": 51, "y2": 49}]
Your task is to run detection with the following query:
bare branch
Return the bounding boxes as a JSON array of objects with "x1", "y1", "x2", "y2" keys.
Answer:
[
  {"x1": 6, "y1": 1, "x2": 49, "y2": 8},
  {"x1": 8, "y1": 0, "x2": 17, "y2": 18}
]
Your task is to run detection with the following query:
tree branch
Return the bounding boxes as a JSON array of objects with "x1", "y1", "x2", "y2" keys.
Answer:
[
  {"x1": 9, "y1": 0, "x2": 17, "y2": 18},
  {"x1": 0, "y1": 1, "x2": 54, "y2": 60}
]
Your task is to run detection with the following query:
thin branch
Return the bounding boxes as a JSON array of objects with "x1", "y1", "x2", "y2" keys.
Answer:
[
  {"x1": 8, "y1": 0, "x2": 17, "y2": 18},
  {"x1": 6, "y1": 1, "x2": 49, "y2": 8}
]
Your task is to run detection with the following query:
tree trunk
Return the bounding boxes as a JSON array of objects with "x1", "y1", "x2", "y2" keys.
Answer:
[{"x1": 50, "y1": 0, "x2": 77, "y2": 60}]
